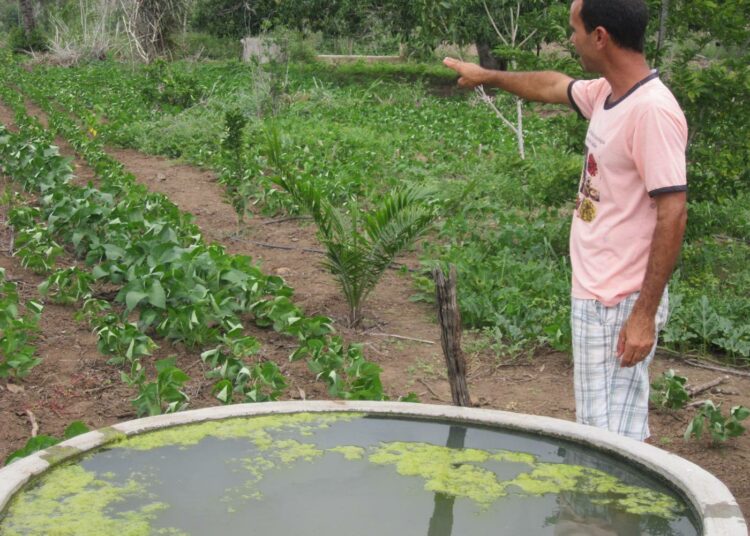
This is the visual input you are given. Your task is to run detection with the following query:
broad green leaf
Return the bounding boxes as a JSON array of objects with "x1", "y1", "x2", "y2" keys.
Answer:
[
  {"x1": 103, "y1": 243, "x2": 126, "y2": 260},
  {"x1": 147, "y1": 280, "x2": 167, "y2": 309},
  {"x1": 91, "y1": 265, "x2": 108, "y2": 279},
  {"x1": 5, "y1": 435, "x2": 60, "y2": 465},
  {"x1": 125, "y1": 290, "x2": 148, "y2": 311},
  {"x1": 63, "y1": 421, "x2": 90, "y2": 439}
]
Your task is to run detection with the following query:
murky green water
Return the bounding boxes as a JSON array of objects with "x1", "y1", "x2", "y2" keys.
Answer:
[{"x1": 0, "y1": 412, "x2": 700, "y2": 535}]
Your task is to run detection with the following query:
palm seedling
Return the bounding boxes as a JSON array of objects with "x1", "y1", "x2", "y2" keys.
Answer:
[
  {"x1": 219, "y1": 110, "x2": 251, "y2": 234},
  {"x1": 265, "y1": 126, "x2": 435, "y2": 327}
]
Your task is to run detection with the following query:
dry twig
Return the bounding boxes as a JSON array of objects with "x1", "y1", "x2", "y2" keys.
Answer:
[
  {"x1": 25, "y1": 409, "x2": 38, "y2": 437},
  {"x1": 418, "y1": 378, "x2": 445, "y2": 401},
  {"x1": 370, "y1": 332, "x2": 436, "y2": 345},
  {"x1": 684, "y1": 359, "x2": 750, "y2": 378},
  {"x1": 261, "y1": 216, "x2": 313, "y2": 225}
]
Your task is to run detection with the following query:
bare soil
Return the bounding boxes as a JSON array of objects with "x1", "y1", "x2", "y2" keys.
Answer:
[{"x1": 0, "y1": 101, "x2": 748, "y2": 522}]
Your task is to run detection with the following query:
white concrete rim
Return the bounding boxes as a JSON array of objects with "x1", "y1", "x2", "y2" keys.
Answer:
[{"x1": 0, "y1": 401, "x2": 746, "y2": 535}]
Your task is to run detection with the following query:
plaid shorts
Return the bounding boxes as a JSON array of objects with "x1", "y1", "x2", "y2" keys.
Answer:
[{"x1": 571, "y1": 290, "x2": 669, "y2": 441}]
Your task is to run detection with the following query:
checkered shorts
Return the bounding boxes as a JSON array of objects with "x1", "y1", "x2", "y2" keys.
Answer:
[{"x1": 572, "y1": 290, "x2": 669, "y2": 441}]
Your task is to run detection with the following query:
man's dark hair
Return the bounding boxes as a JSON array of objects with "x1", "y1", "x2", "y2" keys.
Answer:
[{"x1": 580, "y1": 0, "x2": 649, "y2": 53}]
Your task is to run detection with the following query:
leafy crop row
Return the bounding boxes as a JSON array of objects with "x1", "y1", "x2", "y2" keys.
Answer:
[
  {"x1": 0, "y1": 267, "x2": 43, "y2": 378},
  {"x1": 0, "y1": 56, "x2": 389, "y2": 411}
]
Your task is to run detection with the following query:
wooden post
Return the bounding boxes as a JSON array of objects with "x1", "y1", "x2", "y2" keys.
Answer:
[{"x1": 432, "y1": 265, "x2": 471, "y2": 407}]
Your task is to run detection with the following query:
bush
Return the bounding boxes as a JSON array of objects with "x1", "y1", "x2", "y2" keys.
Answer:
[
  {"x1": 141, "y1": 60, "x2": 206, "y2": 110},
  {"x1": 270, "y1": 28, "x2": 321, "y2": 63},
  {"x1": 8, "y1": 27, "x2": 47, "y2": 53},
  {"x1": 174, "y1": 32, "x2": 242, "y2": 60}
]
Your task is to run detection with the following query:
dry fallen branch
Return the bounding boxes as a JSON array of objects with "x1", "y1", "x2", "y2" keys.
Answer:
[
  {"x1": 684, "y1": 359, "x2": 750, "y2": 378},
  {"x1": 686, "y1": 376, "x2": 728, "y2": 397}
]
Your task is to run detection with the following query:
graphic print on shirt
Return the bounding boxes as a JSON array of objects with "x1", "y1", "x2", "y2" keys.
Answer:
[{"x1": 575, "y1": 148, "x2": 600, "y2": 223}]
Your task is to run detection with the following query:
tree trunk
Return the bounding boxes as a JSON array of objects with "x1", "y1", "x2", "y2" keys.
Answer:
[
  {"x1": 655, "y1": 0, "x2": 670, "y2": 67},
  {"x1": 19, "y1": 0, "x2": 36, "y2": 32},
  {"x1": 475, "y1": 42, "x2": 507, "y2": 71}
]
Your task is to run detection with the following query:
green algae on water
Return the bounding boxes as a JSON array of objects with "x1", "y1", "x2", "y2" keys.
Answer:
[
  {"x1": 328, "y1": 446, "x2": 365, "y2": 460},
  {"x1": 368, "y1": 441, "x2": 683, "y2": 519},
  {"x1": 505, "y1": 463, "x2": 681, "y2": 518},
  {"x1": 0, "y1": 465, "x2": 184, "y2": 536},
  {"x1": 369, "y1": 442, "x2": 507, "y2": 506},
  {"x1": 223, "y1": 437, "x2": 328, "y2": 505},
  {"x1": 117, "y1": 412, "x2": 363, "y2": 452}
]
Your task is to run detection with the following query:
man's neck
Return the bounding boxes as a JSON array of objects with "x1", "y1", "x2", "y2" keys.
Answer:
[{"x1": 600, "y1": 53, "x2": 652, "y2": 102}]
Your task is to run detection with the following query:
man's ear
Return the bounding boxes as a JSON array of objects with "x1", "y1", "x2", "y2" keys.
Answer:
[{"x1": 592, "y1": 26, "x2": 609, "y2": 49}]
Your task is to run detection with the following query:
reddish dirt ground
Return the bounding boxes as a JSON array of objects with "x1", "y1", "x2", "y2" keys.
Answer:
[{"x1": 0, "y1": 101, "x2": 749, "y2": 522}]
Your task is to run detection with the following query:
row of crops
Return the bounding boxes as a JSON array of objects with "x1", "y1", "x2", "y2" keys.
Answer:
[
  {"x1": 0, "y1": 55, "x2": 390, "y2": 417},
  {"x1": 1, "y1": 53, "x2": 749, "y2": 398}
]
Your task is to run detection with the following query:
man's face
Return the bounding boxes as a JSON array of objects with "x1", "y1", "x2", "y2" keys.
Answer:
[{"x1": 569, "y1": 0, "x2": 598, "y2": 72}]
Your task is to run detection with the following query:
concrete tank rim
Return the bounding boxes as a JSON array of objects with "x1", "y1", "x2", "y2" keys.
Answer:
[{"x1": 0, "y1": 401, "x2": 746, "y2": 535}]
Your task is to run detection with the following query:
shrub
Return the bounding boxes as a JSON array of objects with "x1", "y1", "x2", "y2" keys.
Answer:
[{"x1": 8, "y1": 27, "x2": 47, "y2": 53}]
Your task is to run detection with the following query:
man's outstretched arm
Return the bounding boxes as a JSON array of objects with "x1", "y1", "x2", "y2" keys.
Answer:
[{"x1": 443, "y1": 57, "x2": 573, "y2": 106}]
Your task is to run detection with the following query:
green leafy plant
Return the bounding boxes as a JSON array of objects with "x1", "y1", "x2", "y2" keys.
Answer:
[
  {"x1": 201, "y1": 324, "x2": 287, "y2": 404},
  {"x1": 297, "y1": 336, "x2": 383, "y2": 400},
  {"x1": 685, "y1": 401, "x2": 750, "y2": 445},
  {"x1": 13, "y1": 224, "x2": 63, "y2": 274},
  {"x1": 0, "y1": 267, "x2": 43, "y2": 378},
  {"x1": 39, "y1": 267, "x2": 95, "y2": 305},
  {"x1": 93, "y1": 315, "x2": 158, "y2": 367},
  {"x1": 650, "y1": 369, "x2": 690, "y2": 410},
  {"x1": 4, "y1": 421, "x2": 90, "y2": 465},
  {"x1": 8, "y1": 26, "x2": 48, "y2": 53},
  {"x1": 142, "y1": 59, "x2": 204, "y2": 109},
  {"x1": 128, "y1": 357, "x2": 190, "y2": 417},
  {"x1": 266, "y1": 126, "x2": 435, "y2": 327}
]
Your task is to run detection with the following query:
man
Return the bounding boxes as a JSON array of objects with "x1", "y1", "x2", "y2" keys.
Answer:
[{"x1": 443, "y1": 0, "x2": 687, "y2": 441}]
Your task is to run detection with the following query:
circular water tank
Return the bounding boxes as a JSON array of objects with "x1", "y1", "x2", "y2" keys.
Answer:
[{"x1": 0, "y1": 402, "x2": 745, "y2": 535}]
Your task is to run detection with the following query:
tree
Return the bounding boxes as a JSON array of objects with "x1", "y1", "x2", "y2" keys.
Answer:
[
  {"x1": 405, "y1": 0, "x2": 567, "y2": 67},
  {"x1": 120, "y1": 0, "x2": 191, "y2": 60},
  {"x1": 18, "y1": 0, "x2": 36, "y2": 32},
  {"x1": 191, "y1": 0, "x2": 378, "y2": 40},
  {"x1": 656, "y1": 0, "x2": 750, "y2": 202}
]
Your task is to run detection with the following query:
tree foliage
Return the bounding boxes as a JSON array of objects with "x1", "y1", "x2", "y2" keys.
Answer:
[
  {"x1": 189, "y1": 0, "x2": 568, "y2": 67},
  {"x1": 192, "y1": 0, "x2": 387, "y2": 39},
  {"x1": 656, "y1": 0, "x2": 750, "y2": 202}
]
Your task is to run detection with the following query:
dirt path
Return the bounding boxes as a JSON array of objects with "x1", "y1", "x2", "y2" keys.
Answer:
[{"x1": 0, "y1": 101, "x2": 748, "y2": 520}]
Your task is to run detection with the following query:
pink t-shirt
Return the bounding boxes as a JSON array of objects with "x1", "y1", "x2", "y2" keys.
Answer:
[{"x1": 568, "y1": 72, "x2": 687, "y2": 306}]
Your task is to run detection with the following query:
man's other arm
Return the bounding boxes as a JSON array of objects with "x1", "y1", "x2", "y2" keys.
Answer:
[
  {"x1": 617, "y1": 192, "x2": 688, "y2": 367},
  {"x1": 442, "y1": 57, "x2": 573, "y2": 106}
]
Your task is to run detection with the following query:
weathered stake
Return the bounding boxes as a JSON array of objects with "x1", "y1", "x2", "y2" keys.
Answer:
[{"x1": 432, "y1": 265, "x2": 471, "y2": 407}]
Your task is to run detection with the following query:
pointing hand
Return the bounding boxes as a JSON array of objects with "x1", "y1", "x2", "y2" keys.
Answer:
[{"x1": 443, "y1": 57, "x2": 486, "y2": 88}]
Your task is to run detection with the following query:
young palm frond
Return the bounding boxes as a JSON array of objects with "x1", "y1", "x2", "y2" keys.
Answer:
[
  {"x1": 319, "y1": 191, "x2": 433, "y2": 327},
  {"x1": 263, "y1": 126, "x2": 434, "y2": 327}
]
